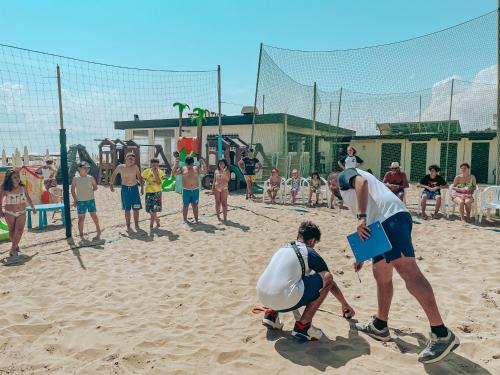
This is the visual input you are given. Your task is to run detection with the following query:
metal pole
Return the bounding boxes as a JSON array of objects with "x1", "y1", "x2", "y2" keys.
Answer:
[
  {"x1": 262, "y1": 95, "x2": 265, "y2": 115},
  {"x1": 334, "y1": 88, "x2": 343, "y2": 169},
  {"x1": 418, "y1": 95, "x2": 422, "y2": 133},
  {"x1": 496, "y1": 0, "x2": 500, "y2": 185},
  {"x1": 56, "y1": 65, "x2": 72, "y2": 238},
  {"x1": 217, "y1": 65, "x2": 223, "y2": 160},
  {"x1": 329, "y1": 101, "x2": 332, "y2": 125},
  {"x1": 284, "y1": 114, "x2": 288, "y2": 177},
  {"x1": 312, "y1": 82, "x2": 317, "y2": 173},
  {"x1": 445, "y1": 78, "x2": 454, "y2": 182},
  {"x1": 251, "y1": 43, "x2": 263, "y2": 147}
]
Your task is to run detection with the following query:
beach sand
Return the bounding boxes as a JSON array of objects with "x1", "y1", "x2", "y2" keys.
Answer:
[{"x1": 0, "y1": 186, "x2": 499, "y2": 374}]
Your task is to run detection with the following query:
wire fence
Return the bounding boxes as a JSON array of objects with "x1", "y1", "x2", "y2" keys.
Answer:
[{"x1": 253, "y1": 10, "x2": 498, "y2": 183}]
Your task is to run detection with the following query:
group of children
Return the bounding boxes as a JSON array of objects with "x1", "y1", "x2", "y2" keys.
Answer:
[{"x1": 266, "y1": 168, "x2": 345, "y2": 208}]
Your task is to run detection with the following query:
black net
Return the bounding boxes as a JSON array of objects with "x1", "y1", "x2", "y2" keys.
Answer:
[{"x1": 254, "y1": 11, "x2": 498, "y2": 183}]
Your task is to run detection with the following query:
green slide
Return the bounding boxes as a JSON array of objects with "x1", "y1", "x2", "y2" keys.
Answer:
[
  {"x1": 229, "y1": 165, "x2": 263, "y2": 193},
  {"x1": 0, "y1": 220, "x2": 9, "y2": 242}
]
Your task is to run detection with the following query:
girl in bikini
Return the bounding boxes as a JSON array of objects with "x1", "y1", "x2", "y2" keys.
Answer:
[
  {"x1": 213, "y1": 159, "x2": 230, "y2": 221},
  {"x1": 0, "y1": 170, "x2": 36, "y2": 257},
  {"x1": 451, "y1": 162, "x2": 477, "y2": 222}
]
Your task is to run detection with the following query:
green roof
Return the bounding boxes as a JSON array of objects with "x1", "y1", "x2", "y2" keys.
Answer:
[{"x1": 377, "y1": 120, "x2": 461, "y2": 135}]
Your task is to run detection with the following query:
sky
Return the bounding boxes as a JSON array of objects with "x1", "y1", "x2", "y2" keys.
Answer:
[{"x1": 0, "y1": 0, "x2": 496, "y2": 115}]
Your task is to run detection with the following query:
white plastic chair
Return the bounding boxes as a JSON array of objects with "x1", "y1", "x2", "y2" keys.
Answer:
[
  {"x1": 478, "y1": 185, "x2": 500, "y2": 223},
  {"x1": 306, "y1": 177, "x2": 328, "y2": 205},
  {"x1": 416, "y1": 188, "x2": 448, "y2": 217},
  {"x1": 284, "y1": 177, "x2": 309, "y2": 204},
  {"x1": 262, "y1": 177, "x2": 286, "y2": 204},
  {"x1": 446, "y1": 188, "x2": 479, "y2": 220}
]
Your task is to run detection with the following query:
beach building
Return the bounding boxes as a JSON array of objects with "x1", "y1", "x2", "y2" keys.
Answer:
[
  {"x1": 115, "y1": 115, "x2": 497, "y2": 184},
  {"x1": 336, "y1": 120, "x2": 498, "y2": 184},
  {"x1": 114, "y1": 113, "x2": 355, "y2": 175}
]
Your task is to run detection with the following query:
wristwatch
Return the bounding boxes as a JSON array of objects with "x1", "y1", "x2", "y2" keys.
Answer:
[{"x1": 356, "y1": 213, "x2": 367, "y2": 220}]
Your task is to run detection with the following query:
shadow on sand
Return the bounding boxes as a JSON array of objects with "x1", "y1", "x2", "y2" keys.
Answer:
[
  {"x1": 1, "y1": 252, "x2": 38, "y2": 266},
  {"x1": 391, "y1": 329, "x2": 492, "y2": 375},
  {"x1": 271, "y1": 320, "x2": 370, "y2": 371}
]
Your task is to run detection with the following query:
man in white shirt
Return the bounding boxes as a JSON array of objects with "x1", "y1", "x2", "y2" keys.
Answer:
[
  {"x1": 256, "y1": 221, "x2": 355, "y2": 341},
  {"x1": 333, "y1": 168, "x2": 459, "y2": 364}
]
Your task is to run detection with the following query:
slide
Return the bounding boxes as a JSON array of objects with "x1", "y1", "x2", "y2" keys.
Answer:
[
  {"x1": 229, "y1": 165, "x2": 263, "y2": 193},
  {"x1": 0, "y1": 220, "x2": 9, "y2": 242}
]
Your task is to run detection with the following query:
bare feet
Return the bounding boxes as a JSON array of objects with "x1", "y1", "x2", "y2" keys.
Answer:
[{"x1": 155, "y1": 219, "x2": 160, "y2": 228}]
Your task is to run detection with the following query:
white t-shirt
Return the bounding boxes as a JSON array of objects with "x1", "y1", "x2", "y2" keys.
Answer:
[
  {"x1": 256, "y1": 242, "x2": 311, "y2": 311},
  {"x1": 341, "y1": 155, "x2": 363, "y2": 169},
  {"x1": 339, "y1": 168, "x2": 407, "y2": 224}
]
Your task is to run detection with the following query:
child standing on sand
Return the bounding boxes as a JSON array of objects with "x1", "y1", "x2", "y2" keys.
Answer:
[
  {"x1": 290, "y1": 169, "x2": 301, "y2": 205},
  {"x1": 142, "y1": 158, "x2": 165, "y2": 229},
  {"x1": 173, "y1": 156, "x2": 207, "y2": 224},
  {"x1": 267, "y1": 168, "x2": 281, "y2": 204},
  {"x1": 71, "y1": 162, "x2": 101, "y2": 239},
  {"x1": 110, "y1": 152, "x2": 144, "y2": 231},
  {"x1": 213, "y1": 159, "x2": 230, "y2": 221}
]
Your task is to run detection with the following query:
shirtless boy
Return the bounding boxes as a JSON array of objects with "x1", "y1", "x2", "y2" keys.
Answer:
[
  {"x1": 110, "y1": 152, "x2": 144, "y2": 231},
  {"x1": 173, "y1": 156, "x2": 207, "y2": 224}
]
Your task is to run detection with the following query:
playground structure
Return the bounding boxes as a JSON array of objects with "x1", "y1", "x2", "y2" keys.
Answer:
[
  {"x1": 202, "y1": 134, "x2": 263, "y2": 193},
  {"x1": 97, "y1": 139, "x2": 145, "y2": 185},
  {"x1": 0, "y1": 219, "x2": 8, "y2": 242},
  {"x1": 19, "y1": 166, "x2": 44, "y2": 205}
]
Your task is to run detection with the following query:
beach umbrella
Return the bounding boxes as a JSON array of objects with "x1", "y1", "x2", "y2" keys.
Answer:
[
  {"x1": 45, "y1": 149, "x2": 50, "y2": 160},
  {"x1": 1, "y1": 149, "x2": 6, "y2": 166},
  {"x1": 14, "y1": 148, "x2": 21, "y2": 167}
]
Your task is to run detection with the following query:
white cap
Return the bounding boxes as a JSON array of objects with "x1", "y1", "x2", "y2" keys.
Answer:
[{"x1": 390, "y1": 162, "x2": 400, "y2": 168}]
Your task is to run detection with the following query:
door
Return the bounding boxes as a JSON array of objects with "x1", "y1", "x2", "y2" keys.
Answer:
[
  {"x1": 471, "y1": 142, "x2": 489, "y2": 183},
  {"x1": 410, "y1": 143, "x2": 427, "y2": 182},
  {"x1": 440, "y1": 142, "x2": 457, "y2": 183},
  {"x1": 380, "y1": 143, "x2": 402, "y2": 178}
]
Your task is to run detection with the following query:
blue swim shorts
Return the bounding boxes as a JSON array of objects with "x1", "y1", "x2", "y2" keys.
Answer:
[
  {"x1": 423, "y1": 191, "x2": 440, "y2": 200},
  {"x1": 277, "y1": 273, "x2": 324, "y2": 313},
  {"x1": 121, "y1": 185, "x2": 142, "y2": 211},
  {"x1": 373, "y1": 211, "x2": 415, "y2": 264},
  {"x1": 77, "y1": 199, "x2": 97, "y2": 215},
  {"x1": 182, "y1": 188, "x2": 200, "y2": 206}
]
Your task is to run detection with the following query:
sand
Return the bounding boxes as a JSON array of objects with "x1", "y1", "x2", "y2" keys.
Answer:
[{"x1": 0, "y1": 185, "x2": 499, "y2": 374}]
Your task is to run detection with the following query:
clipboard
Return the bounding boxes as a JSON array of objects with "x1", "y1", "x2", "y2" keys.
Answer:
[{"x1": 347, "y1": 221, "x2": 392, "y2": 263}]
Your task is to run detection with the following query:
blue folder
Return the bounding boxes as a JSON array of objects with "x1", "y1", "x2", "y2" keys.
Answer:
[{"x1": 347, "y1": 221, "x2": 392, "y2": 263}]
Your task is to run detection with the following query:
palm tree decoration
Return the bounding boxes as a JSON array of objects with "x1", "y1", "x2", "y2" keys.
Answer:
[
  {"x1": 191, "y1": 107, "x2": 210, "y2": 157},
  {"x1": 173, "y1": 102, "x2": 190, "y2": 135}
]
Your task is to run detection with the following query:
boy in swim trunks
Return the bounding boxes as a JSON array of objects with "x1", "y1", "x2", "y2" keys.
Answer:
[
  {"x1": 238, "y1": 148, "x2": 262, "y2": 200},
  {"x1": 110, "y1": 152, "x2": 144, "y2": 231},
  {"x1": 417, "y1": 164, "x2": 448, "y2": 219},
  {"x1": 173, "y1": 155, "x2": 207, "y2": 224},
  {"x1": 142, "y1": 158, "x2": 165, "y2": 229},
  {"x1": 71, "y1": 161, "x2": 101, "y2": 239}
]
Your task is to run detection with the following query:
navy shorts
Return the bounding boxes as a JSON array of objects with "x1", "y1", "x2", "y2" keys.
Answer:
[
  {"x1": 277, "y1": 273, "x2": 324, "y2": 313},
  {"x1": 121, "y1": 185, "x2": 142, "y2": 211},
  {"x1": 373, "y1": 211, "x2": 415, "y2": 264}
]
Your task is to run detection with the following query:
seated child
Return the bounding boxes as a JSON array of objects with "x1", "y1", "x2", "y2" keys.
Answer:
[
  {"x1": 308, "y1": 172, "x2": 322, "y2": 207},
  {"x1": 267, "y1": 168, "x2": 281, "y2": 204},
  {"x1": 327, "y1": 172, "x2": 345, "y2": 209},
  {"x1": 290, "y1": 169, "x2": 301, "y2": 205}
]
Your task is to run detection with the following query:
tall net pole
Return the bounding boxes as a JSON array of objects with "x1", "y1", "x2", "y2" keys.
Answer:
[
  {"x1": 445, "y1": 78, "x2": 455, "y2": 182},
  {"x1": 251, "y1": 43, "x2": 263, "y2": 147},
  {"x1": 334, "y1": 88, "x2": 343, "y2": 170},
  {"x1": 497, "y1": 0, "x2": 500, "y2": 185},
  {"x1": 56, "y1": 65, "x2": 72, "y2": 239},
  {"x1": 312, "y1": 82, "x2": 317, "y2": 173},
  {"x1": 217, "y1": 65, "x2": 223, "y2": 160}
]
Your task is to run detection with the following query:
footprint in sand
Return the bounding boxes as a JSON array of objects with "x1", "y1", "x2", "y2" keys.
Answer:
[
  {"x1": 217, "y1": 350, "x2": 243, "y2": 364},
  {"x1": 177, "y1": 283, "x2": 191, "y2": 289}
]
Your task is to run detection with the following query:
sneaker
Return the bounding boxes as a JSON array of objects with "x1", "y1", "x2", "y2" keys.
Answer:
[
  {"x1": 292, "y1": 321, "x2": 323, "y2": 341},
  {"x1": 262, "y1": 310, "x2": 283, "y2": 330},
  {"x1": 355, "y1": 317, "x2": 391, "y2": 342},
  {"x1": 417, "y1": 330, "x2": 460, "y2": 364}
]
